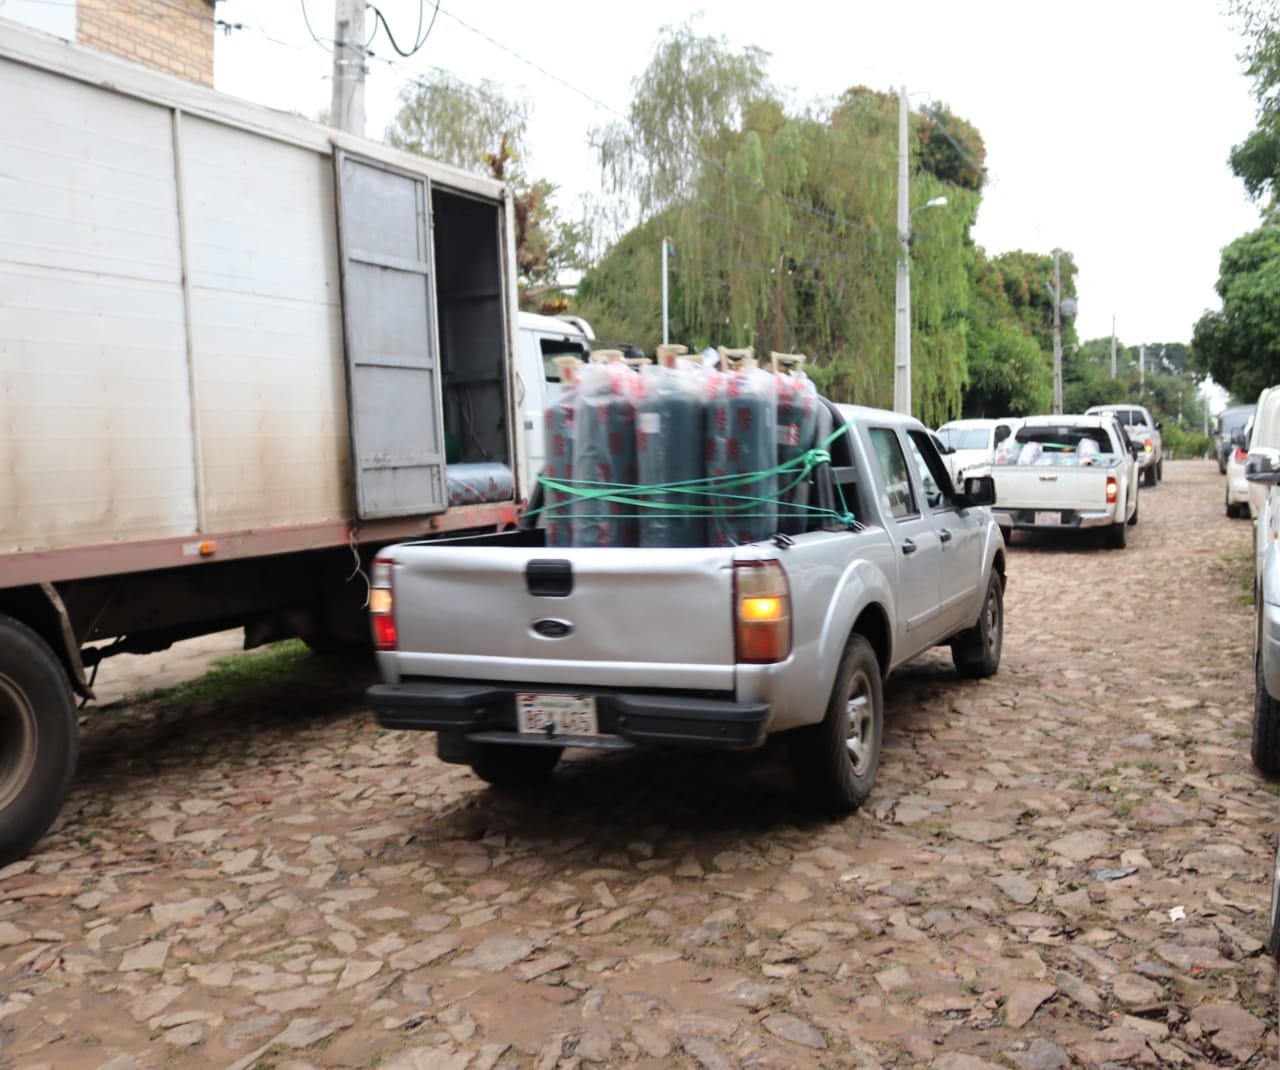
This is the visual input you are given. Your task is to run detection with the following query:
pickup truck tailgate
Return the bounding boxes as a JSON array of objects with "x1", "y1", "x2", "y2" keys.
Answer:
[
  {"x1": 387, "y1": 545, "x2": 741, "y2": 690},
  {"x1": 991, "y1": 465, "x2": 1118, "y2": 511}
]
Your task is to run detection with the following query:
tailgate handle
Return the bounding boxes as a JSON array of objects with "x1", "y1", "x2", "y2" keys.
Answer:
[{"x1": 527, "y1": 559, "x2": 573, "y2": 597}]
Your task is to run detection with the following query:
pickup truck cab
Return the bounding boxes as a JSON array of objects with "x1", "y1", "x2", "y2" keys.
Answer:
[
  {"x1": 1084, "y1": 403, "x2": 1163, "y2": 486},
  {"x1": 367, "y1": 400, "x2": 1006, "y2": 813},
  {"x1": 978, "y1": 414, "x2": 1142, "y2": 548}
]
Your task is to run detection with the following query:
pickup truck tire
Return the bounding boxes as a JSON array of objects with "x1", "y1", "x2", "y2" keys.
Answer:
[
  {"x1": 469, "y1": 743, "x2": 563, "y2": 788},
  {"x1": 950, "y1": 573, "x2": 1004, "y2": 679},
  {"x1": 1105, "y1": 518, "x2": 1128, "y2": 549},
  {"x1": 788, "y1": 636, "x2": 882, "y2": 812},
  {"x1": 1156, "y1": 459, "x2": 1163, "y2": 482},
  {"x1": 1252, "y1": 646, "x2": 1280, "y2": 777},
  {"x1": 1128, "y1": 493, "x2": 1139, "y2": 526},
  {"x1": 1143, "y1": 465, "x2": 1157, "y2": 488},
  {"x1": 0, "y1": 615, "x2": 79, "y2": 866}
]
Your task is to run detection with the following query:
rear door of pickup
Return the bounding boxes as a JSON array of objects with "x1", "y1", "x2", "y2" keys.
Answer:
[{"x1": 865, "y1": 425, "x2": 943, "y2": 637}]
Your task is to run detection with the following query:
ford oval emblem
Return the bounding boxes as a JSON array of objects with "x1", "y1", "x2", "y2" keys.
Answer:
[{"x1": 532, "y1": 618, "x2": 573, "y2": 639}]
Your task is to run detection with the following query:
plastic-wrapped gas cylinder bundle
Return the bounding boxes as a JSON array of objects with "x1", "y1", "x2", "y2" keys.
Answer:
[
  {"x1": 705, "y1": 360, "x2": 779, "y2": 547},
  {"x1": 636, "y1": 349, "x2": 708, "y2": 547},
  {"x1": 541, "y1": 356, "x2": 582, "y2": 547},
  {"x1": 571, "y1": 357, "x2": 643, "y2": 547},
  {"x1": 772, "y1": 354, "x2": 819, "y2": 533}
]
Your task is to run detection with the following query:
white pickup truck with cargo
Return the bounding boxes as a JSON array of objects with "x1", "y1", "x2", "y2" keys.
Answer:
[
  {"x1": 367, "y1": 393, "x2": 1007, "y2": 812},
  {"x1": 975, "y1": 414, "x2": 1142, "y2": 548},
  {"x1": 0, "y1": 21, "x2": 543, "y2": 863}
]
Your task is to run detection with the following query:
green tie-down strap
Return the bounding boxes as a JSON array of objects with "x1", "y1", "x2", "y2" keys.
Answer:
[{"x1": 531, "y1": 425, "x2": 857, "y2": 529}]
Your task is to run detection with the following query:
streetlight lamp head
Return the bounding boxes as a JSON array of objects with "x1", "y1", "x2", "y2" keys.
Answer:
[{"x1": 926, "y1": 196, "x2": 947, "y2": 208}]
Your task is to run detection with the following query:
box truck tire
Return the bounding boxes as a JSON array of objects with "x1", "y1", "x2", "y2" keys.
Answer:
[{"x1": 0, "y1": 615, "x2": 79, "y2": 865}]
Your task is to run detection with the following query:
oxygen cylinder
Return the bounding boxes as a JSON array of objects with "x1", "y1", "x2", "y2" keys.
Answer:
[{"x1": 705, "y1": 366, "x2": 779, "y2": 546}]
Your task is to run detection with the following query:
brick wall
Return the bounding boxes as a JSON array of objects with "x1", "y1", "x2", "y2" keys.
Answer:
[{"x1": 77, "y1": 0, "x2": 215, "y2": 86}]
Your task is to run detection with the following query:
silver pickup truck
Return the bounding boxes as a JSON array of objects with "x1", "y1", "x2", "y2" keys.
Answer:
[{"x1": 367, "y1": 401, "x2": 1006, "y2": 812}]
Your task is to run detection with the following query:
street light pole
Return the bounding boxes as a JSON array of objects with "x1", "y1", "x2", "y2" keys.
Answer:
[
  {"x1": 893, "y1": 87, "x2": 911, "y2": 415},
  {"x1": 330, "y1": 0, "x2": 366, "y2": 136},
  {"x1": 1052, "y1": 250, "x2": 1063, "y2": 414}
]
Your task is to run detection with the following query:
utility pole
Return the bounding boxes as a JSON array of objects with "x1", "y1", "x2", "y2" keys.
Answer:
[
  {"x1": 775, "y1": 251, "x2": 785, "y2": 354},
  {"x1": 330, "y1": 0, "x2": 367, "y2": 136},
  {"x1": 893, "y1": 85, "x2": 911, "y2": 415},
  {"x1": 1051, "y1": 250, "x2": 1063, "y2": 414},
  {"x1": 1139, "y1": 344, "x2": 1145, "y2": 391},
  {"x1": 661, "y1": 237, "x2": 671, "y2": 346},
  {"x1": 1110, "y1": 315, "x2": 1117, "y2": 379}
]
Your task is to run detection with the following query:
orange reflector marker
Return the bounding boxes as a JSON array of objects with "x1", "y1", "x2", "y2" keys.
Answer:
[
  {"x1": 199, "y1": 541, "x2": 217, "y2": 556},
  {"x1": 740, "y1": 596, "x2": 783, "y2": 621}
]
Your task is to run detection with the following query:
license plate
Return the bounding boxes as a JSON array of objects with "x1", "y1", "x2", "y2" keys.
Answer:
[
  {"x1": 1034, "y1": 511, "x2": 1062, "y2": 526},
  {"x1": 516, "y1": 693, "x2": 598, "y2": 737}
]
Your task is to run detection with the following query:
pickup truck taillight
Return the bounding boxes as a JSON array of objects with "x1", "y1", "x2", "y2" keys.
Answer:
[
  {"x1": 369, "y1": 557, "x2": 397, "y2": 650},
  {"x1": 1106, "y1": 476, "x2": 1118, "y2": 504},
  {"x1": 1235, "y1": 446, "x2": 1249, "y2": 464},
  {"x1": 1143, "y1": 438, "x2": 1153, "y2": 452},
  {"x1": 734, "y1": 560, "x2": 792, "y2": 663}
]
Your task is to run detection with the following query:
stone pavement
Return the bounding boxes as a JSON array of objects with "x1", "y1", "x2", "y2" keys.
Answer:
[{"x1": 0, "y1": 460, "x2": 1275, "y2": 1069}]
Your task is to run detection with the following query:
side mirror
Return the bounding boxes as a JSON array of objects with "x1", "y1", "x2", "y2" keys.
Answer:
[
  {"x1": 1155, "y1": 421, "x2": 1163, "y2": 431},
  {"x1": 1246, "y1": 447, "x2": 1280, "y2": 484},
  {"x1": 961, "y1": 475, "x2": 996, "y2": 507}
]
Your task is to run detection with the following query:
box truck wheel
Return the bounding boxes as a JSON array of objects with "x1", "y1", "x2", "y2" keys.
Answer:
[{"x1": 0, "y1": 615, "x2": 79, "y2": 865}]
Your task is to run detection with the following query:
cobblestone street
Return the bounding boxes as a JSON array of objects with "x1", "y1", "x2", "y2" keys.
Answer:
[{"x1": 0, "y1": 459, "x2": 1276, "y2": 1069}]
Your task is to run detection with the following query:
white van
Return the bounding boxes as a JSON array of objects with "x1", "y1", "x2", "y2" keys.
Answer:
[{"x1": 516, "y1": 311, "x2": 594, "y2": 496}]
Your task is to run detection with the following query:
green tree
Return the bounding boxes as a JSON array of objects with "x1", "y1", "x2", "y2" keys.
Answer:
[
  {"x1": 1230, "y1": 0, "x2": 1280, "y2": 215},
  {"x1": 1192, "y1": 226, "x2": 1280, "y2": 398},
  {"x1": 578, "y1": 28, "x2": 978, "y2": 425},
  {"x1": 386, "y1": 73, "x2": 583, "y2": 310}
]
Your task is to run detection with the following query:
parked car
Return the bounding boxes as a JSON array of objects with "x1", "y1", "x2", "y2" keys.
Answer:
[
  {"x1": 1247, "y1": 386, "x2": 1280, "y2": 520},
  {"x1": 1216, "y1": 403, "x2": 1256, "y2": 474},
  {"x1": 934, "y1": 418, "x2": 1021, "y2": 487},
  {"x1": 1084, "y1": 404, "x2": 1163, "y2": 486},
  {"x1": 1226, "y1": 418, "x2": 1252, "y2": 519},
  {"x1": 1244, "y1": 444, "x2": 1280, "y2": 778}
]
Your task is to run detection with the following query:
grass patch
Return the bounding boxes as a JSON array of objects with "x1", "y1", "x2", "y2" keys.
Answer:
[{"x1": 131, "y1": 640, "x2": 342, "y2": 709}]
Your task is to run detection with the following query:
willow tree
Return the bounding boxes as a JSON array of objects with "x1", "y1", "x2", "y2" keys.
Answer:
[{"x1": 577, "y1": 25, "x2": 984, "y2": 424}]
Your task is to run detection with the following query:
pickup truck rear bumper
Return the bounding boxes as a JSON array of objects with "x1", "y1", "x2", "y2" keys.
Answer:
[
  {"x1": 992, "y1": 508, "x2": 1114, "y2": 531},
  {"x1": 368, "y1": 680, "x2": 771, "y2": 750}
]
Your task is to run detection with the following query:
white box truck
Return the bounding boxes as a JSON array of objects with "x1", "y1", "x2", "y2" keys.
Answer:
[{"x1": 0, "y1": 20, "x2": 532, "y2": 862}]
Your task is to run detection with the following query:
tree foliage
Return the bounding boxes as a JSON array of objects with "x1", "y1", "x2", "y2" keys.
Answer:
[
  {"x1": 1230, "y1": 0, "x2": 1280, "y2": 214},
  {"x1": 385, "y1": 73, "x2": 583, "y2": 310},
  {"x1": 1192, "y1": 226, "x2": 1280, "y2": 399},
  {"x1": 578, "y1": 28, "x2": 984, "y2": 426}
]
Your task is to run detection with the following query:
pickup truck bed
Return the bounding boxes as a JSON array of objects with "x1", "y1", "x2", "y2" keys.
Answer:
[{"x1": 368, "y1": 399, "x2": 1008, "y2": 812}]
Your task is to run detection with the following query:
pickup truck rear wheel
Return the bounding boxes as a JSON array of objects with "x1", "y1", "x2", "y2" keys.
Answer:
[
  {"x1": 1143, "y1": 465, "x2": 1157, "y2": 488},
  {"x1": 469, "y1": 743, "x2": 563, "y2": 788},
  {"x1": 0, "y1": 615, "x2": 79, "y2": 865},
  {"x1": 1268, "y1": 836, "x2": 1280, "y2": 960},
  {"x1": 788, "y1": 636, "x2": 882, "y2": 812},
  {"x1": 1105, "y1": 518, "x2": 1128, "y2": 549},
  {"x1": 950, "y1": 572, "x2": 1003, "y2": 679},
  {"x1": 1252, "y1": 645, "x2": 1280, "y2": 777}
]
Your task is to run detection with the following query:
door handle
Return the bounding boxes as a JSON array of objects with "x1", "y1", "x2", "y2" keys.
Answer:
[
  {"x1": 901, "y1": 538, "x2": 917, "y2": 555},
  {"x1": 939, "y1": 529, "x2": 953, "y2": 544}
]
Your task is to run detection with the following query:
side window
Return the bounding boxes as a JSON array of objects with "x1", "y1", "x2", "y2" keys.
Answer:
[
  {"x1": 540, "y1": 338, "x2": 589, "y2": 381},
  {"x1": 869, "y1": 427, "x2": 918, "y2": 521},
  {"x1": 907, "y1": 430, "x2": 953, "y2": 509}
]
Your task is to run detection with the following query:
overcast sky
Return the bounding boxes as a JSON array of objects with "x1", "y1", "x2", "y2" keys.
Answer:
[{"x1": 214, "y1": 0, "x2": 1263, "y2": 349}]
